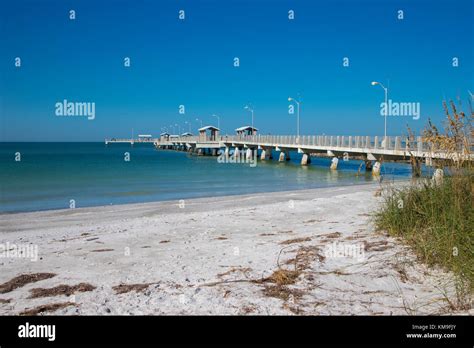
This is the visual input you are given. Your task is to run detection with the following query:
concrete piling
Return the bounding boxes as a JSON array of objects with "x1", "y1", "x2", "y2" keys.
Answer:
[
  {"x1": 260, "y1": 148, "x2": 272, "y2": 160},
  {"x1": 234, "y1": 147, "x2": 240, "y2": 160},
  {"x1": 246, "y1": 148, "x2": 253, "y2": 160},
  {"x1": 372, "y1": 161, "x2": 381, "y2": 176},
  {"x1": 301, "y1": 153, "x2": 311, "y2": 165}
]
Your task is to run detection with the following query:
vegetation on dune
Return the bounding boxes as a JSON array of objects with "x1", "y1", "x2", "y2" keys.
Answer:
[{"x1": 375, "y1": 99, "x2": 473, "y2": 309}]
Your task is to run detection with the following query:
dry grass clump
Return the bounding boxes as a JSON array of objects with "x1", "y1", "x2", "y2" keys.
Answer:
[
  {"x1": 0, "y1": 273, "x2": 56, "y2": 294},
  {"x1": 258, "y1": 269, "x2": 304, "y2": 302},
  {"x1": 262, "y1": 284, "x2": 304, "y2": 301},
  {"x1": 285, "y1": 245, "x2": 325, "y2": 270},
  {"x1": 279, "y1": 237, "x2": 311, "y2": 245},
  {"x1": 363, "y1": 240, "x2": 391, "y2": 252},
  {"x1": 28, "y1": 283, "x2": 96, "y2": 299},
  {"x1": 203, "y1": 241, "x2": 325, "y2": 311},
  {"x1": 112, "y1": 283, "x2": 153, "y2": 294},
  {"x1": 261, "y1": 269, "x2": 301, "y2": 286},
  {"x1": 323, "y1": 232, "x2": 342, "y2": 239},
  {"x1": 20, "y1": 302, "x2": 75, "y2": 316}
]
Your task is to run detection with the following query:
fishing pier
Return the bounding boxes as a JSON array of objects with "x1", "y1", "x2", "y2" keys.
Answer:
[{"x1": 106, "y1": 125, "x2": 473, "y2": 177}]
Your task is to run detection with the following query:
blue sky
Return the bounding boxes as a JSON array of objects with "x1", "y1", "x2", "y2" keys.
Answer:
[{"x1": 0, "y1": 0, "x2": 472, "y2": 141}]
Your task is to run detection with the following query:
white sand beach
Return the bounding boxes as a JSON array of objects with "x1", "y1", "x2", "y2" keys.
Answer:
[{"x1": 0, "y1": 182, "x2": 469, "y2": 315}]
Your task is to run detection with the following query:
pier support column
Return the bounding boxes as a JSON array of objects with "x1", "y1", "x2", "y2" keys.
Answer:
[
  {"x1": 425, "y1": 157, "x2": 433, "y2": 167},
  {"x1": 278, "y1": 152, "x2": 285, "y2": 162},
  {"x1": 234, "y1": 147, "x2": 241, "y2": 160},
  {"x1": 197, "y1": 148, "x2": 203, "y2": 156},
  {"x1": 285, "y1": 151, "x2": 291, "y2": 161},
  {"x1": 246, "y1": 148, "x2": 253, "y2": 160},
  {"x1": 365, "y1": 160, "x2": 373, "y2": 172},
  {"x1": 211, "y1": 149, "x2": 218, "y2": 156},
  {"x1": 301, "y1": 153, "x2": 311, "y2": 166},
  {"x1": 431, "y1": 168, "x2": 444, "y2": 186},
  {"x1": 330, "y1": 157, "x2": 339, "y2": 170},
  {"x1": 260, "y1": 148, "x2": 272, "y2": 160},
  {"x1": 373, "y1": 161, "x2": 381, "y2": 176}
]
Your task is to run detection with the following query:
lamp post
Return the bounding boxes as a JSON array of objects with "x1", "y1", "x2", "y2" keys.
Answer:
[
  {"x1": 288, "y1": 97, "x2": 300, "y2": 142},
  {"x1": 244, "y1": 105, "x2": 254, "y2": 134},
  {"x1": 371, "y1": 81, "x2": 388, "y2": 140},
  {"x1": 212, "y1": 114, "x2": 220, "y2": 130}
]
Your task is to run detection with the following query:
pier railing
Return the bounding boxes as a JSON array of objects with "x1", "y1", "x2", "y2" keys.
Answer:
[
  {"x1": 110, "y1": 134, "x2": 472, "y2": 159},
  {"x1": 221, "y1": 135, "x2": 432, "y2": 152},
  {"x1": 224, "y1": 134, "x2": 472, "y2": 154},
  {"x1": 153, "y1": 134, "x2": 448, "y2": 152}
]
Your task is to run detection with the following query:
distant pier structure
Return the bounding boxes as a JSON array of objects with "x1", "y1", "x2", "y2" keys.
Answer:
[
  {"x1": 105, "y1": 130, "x2": 473, "y2": 177},
  {"x1": 105, "y1": 134, "x2": 156, "y2": 145}
]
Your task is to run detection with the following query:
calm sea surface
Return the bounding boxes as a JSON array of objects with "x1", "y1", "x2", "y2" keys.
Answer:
[{"x1": 0, "y1": 142, "x2": 415, "y2": 212}]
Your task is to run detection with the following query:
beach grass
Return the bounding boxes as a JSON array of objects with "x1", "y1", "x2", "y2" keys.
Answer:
[{"x1": 375, "y1": 100, "x2": 473, "y2": 308}]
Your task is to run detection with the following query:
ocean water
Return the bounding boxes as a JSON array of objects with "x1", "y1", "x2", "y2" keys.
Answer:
[{"x1": 0, "y1": 142, "x2": 414, "y2": 213}]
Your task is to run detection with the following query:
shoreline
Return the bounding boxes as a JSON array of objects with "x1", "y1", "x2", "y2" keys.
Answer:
[
  {"x1": 1, "y1": 181, "x2": 385, "y2": 233},
  {"x1": 1, "y1": 180, "x2": 467, "y2": 315},
  {"x1": 1, "y1": 179, "x2": 402, "y2": 217}
]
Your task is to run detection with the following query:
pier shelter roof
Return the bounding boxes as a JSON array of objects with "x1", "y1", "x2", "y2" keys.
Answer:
[{"x1": 236, "y1": 126, "x2": 258, "y2": 135}]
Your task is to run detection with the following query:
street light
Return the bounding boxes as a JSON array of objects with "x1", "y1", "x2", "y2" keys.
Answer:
[
  {"x1": 244, "y1": 105, "x2": 254, "y2": 133},
  {"x1": 175, "y1": 123, "x2": 181, "y2": 135},
  {"x1": 212, "y1": 114, "x2": 220, "y2": 130},
  {"x1": 371, "y1": 81, "x2": 388, "y2": 140},
  {"x1": 288, "y1": 97, "x2": 300, "y2": 142}
]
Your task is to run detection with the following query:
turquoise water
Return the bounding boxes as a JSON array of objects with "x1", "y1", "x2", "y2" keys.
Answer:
[{"x1": 0, "y1": 142, "x2": 414, "y2": 213}]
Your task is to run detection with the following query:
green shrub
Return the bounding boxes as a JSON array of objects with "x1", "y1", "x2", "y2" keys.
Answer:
[{"x1": 375, "y1": 175, "x2": 473, "y2": 291}]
